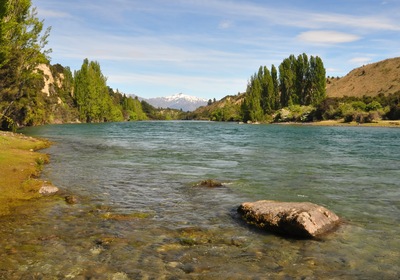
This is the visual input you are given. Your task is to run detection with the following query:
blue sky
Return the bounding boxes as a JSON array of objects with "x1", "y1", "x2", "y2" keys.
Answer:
[{"x1": 34, "y1": 0, "x2": 400, "y2": 100}]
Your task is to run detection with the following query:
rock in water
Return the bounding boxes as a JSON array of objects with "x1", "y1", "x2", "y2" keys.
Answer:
[
  {"x1": 195, "y1": 179, "x2": 223, "y2": 188},
  {"x1": 238, "y1": 200, "x2": 340, "y2": 238},
  {"x1": 65, "y1": 195, "x2": 78, "y2": 204},
  {"x1": 39, "y1": 182, "x2": 59, "y2": 195}
]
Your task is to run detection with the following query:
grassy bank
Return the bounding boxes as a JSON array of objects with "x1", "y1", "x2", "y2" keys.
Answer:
[
  {"x1": 307, "y1": 119, "x2": 400, "y2": 127},
  {"x1": 0, "y1": 131, "x2": 51, "y2": 216}
]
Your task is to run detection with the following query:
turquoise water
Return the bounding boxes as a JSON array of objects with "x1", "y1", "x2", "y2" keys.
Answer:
[{"x1": 2, "y1": 121, "x2": 399, "y2": 279}]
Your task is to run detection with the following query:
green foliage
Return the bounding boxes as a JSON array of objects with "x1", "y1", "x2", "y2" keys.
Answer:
[
  {"x1": 274, "y1": 105, "x2": 315, "y2": 122},
  {"x1": 74, "y1": 59, "x2": 124, "y2": 123},
  {"x1": 278, "y1": 54, "x2": 326, "y2": 107},
  {"x1": 0, "y1": 0, "x2": 51, "y2": 130},
  {"x1": 121, "y1": 95, "x2": 147, "y2": 121},
  {"x1": 242, "y1": 76, "x2": 264, "y2": 122},
  {"x1": 210, "y1": 103, "x2": 241, "y2": 122},
  {"x1": 240, "y1": 53, "x2": 326, "y2": 123},
  {"x1": 314, "y1": 94, "x2": 399, "y2": 123}
]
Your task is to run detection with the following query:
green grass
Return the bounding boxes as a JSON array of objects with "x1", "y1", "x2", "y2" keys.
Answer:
[{"x1": 0, "y1": 131, "x2": 51, "y2": 216}]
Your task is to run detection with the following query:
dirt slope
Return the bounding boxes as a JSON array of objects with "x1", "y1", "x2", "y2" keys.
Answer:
[{"x1": 326, "y1": 57, "x2": 400, "y2": 98}]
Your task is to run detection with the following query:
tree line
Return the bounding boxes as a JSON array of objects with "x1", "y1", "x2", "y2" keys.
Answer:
[
  {"x1": 241, "y1": 54, "x2": 326, "y2": 122},
  {"x1": 0, "y1": 0, "x2": 151, "y2": 130}
]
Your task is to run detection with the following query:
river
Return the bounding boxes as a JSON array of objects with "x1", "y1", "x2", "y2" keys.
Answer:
[{"x1": 1, "y1": 121, "x2": 399, "y2": 279}]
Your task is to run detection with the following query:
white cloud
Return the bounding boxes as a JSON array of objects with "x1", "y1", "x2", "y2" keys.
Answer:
[
  {"x1": 176, "y1": 0, "x2": 400, "y2": 31},
  {"x1": 36, "y1": 8, "x2": 70, "y2": 18},
  {"x1": 349, "y1": 57, "x2": 372, "y2": 65},
  {"x1": 218, "y1": 20, "x2": 233, "y2": 29},
  {"x1": 297, "y1": 31, "x2": 361, "y2": 44}
]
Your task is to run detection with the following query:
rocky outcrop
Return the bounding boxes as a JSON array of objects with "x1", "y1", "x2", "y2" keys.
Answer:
[{"x1": 238, "y1": 200, "x2": 340, "y2": 238}]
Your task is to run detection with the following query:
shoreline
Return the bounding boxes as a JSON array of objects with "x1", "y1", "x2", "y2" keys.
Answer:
[
  {"x1": 0, "y1": 131, "x2": 54, "y2": 216},
  {"x1": 271, "y1": 119, "x2": 400, "y2": 128}
]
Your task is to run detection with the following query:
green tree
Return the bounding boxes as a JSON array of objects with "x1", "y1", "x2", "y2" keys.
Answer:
[
  {"x1": 121, "y1": 94, "x2": 147, "y2": 121},
  {"x1": 271, "y1": 64, "x2": 280, "y2": 110},
  {"x1": 307, "y1": 56, "x2": 326, "y2": 106},
  {"x1": 279, "y1": 55, "x2": 296, "y2": 107},
  {"x1": 0, "y1": 0, "x2": 51, "y2": 129},
  {"x1": 242, "y1": 75, "x2": 263, "y2": 122},
  {"x1": 74, "y1": 59, "x2": 123, "y2": 122},
  {"x1": 295, "y1": 53, "x2": 308, "y2": 105}
]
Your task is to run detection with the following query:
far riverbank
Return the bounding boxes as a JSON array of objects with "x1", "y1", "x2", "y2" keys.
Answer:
[{"x1": 271, "y1": 119, "x2": 400, "y2": 127}]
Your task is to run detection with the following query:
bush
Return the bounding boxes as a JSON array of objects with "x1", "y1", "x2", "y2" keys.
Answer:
[
  {"x1": 274, "y1": 105, "x2": 315, "y2": 122},
  {"x1": 366, "y1": 101, "x2": 382, "y2": 111},
  {"x1": 351, "y1": 101, "x2": 367, "y2": 111}
]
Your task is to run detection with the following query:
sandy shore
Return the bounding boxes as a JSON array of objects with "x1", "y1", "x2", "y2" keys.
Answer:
[{"x1": 275, "y1": 119, "x2": 400, "y2": 127}]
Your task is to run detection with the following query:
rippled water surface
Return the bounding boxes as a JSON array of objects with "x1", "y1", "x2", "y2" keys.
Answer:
[{"x1": 2, "y1": 121, "x2": 400, "y2": 279}]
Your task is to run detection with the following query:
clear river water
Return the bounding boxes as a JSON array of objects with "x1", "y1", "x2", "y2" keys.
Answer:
[{"x1": 2, "y1": 121, "x2": 399, "y2": 279}]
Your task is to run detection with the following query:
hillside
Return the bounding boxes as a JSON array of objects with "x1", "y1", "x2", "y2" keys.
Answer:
[
  {"x1": 191, "y1": 93, "x2": 244, "y2": 121},
  {"x1": 326, "y1": 57, "x2": 400, "y2": 98}
]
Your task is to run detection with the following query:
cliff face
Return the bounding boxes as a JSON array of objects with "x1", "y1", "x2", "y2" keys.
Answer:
[{"x1": 326, "y1": 57, "x2": 400, "y2": 98}]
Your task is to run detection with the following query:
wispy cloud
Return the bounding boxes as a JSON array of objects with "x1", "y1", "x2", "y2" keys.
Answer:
[
  {"x1": 175, "y1": 0, "x2": 400, "y2": 31},
  {"x1": 35, "y1": 0, "x2": 400, "y2": 98},
  {"x1": 36, "y1": 8, "x2": 70, "y2": 18},
  {"x1": 349, "y1": 57, "x2": 373, "y2": 65},
  {"x1": 297, "y1": 31, "x2": 361, "y2": 44},
  {"x1": 218, "y1": 20, "x2": 233, "y2": 30}
]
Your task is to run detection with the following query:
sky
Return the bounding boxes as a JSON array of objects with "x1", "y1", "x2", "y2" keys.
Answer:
[{"x1": 34, "y1": 0, "x2": 400, "y2": 100}]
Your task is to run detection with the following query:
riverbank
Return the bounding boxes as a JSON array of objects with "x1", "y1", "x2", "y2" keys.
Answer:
[
  {"x1": 0, "y1": 131, "x2": 52, "y2": 216},
  {"x1": 309, "y1": 119, "x2": 400, "y2": 127},
  {"x1": 273, "y1": 119, "x2": 400, "y2": 127}
]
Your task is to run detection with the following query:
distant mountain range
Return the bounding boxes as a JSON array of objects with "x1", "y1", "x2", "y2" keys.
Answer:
[{"x1": 144, "y1": 93, "x2": 208, "y2": 112}]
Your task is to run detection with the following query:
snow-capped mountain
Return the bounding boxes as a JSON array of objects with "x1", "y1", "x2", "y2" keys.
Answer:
[{"x1": 146, "y1": 93, "x2": 208, "y2": 112}]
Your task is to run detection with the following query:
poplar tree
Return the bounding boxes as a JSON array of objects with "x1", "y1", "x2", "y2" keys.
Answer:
[
  {"x1": 74, "y1": 59, "x2": 126, "y2": 123},
  {"x1": 242, "y1": 75, "x2": 263, "y2": 122},
  {"x1": 271, "y1": 64, "x2": 280, "y2": 110},
  {"x1": 279, "y1": 56, "x2": 296, "y2": 107}
]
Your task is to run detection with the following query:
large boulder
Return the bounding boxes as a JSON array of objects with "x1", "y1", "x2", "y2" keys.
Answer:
[{"x1": 238, "y1": 200, "x2": 340, "y2": 238}]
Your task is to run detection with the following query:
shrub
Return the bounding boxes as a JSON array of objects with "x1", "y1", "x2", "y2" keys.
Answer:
[{"x1": 366, "y1": 101, "x2": 382, "y2": 111}]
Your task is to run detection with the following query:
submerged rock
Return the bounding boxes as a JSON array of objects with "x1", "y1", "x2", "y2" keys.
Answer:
[
  {"x1": 64, "y1": 195, "x2": 78, "y2": 205},
  {"x1": 238, "y1": 200, "x2": 340, "y2": 238},
  {"x1": 39, "y1": 182, "x2": 59, "y2": 195},
  {"x1": 195, "y1": 179, "x2": 223, "y2": 188}
]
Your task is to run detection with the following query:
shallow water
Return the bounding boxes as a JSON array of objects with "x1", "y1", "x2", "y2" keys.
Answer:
[{"x1": 2, "y1": 121, "x2": 399, "y2": 279}]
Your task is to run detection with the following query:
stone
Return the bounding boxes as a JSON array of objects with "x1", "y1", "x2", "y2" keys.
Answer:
[
  {"x1": 195, "y1": 179, "x2": 223, "y2": 188},
  {"x1": 238, "y1": 200, "x2": 340, "y2": 238},
  {"x1": 65, "y1": 195, "x2": 78, "y2": 204},
  {"x1": 39, "y1": 183, "x2": 59, "y2": 195}
]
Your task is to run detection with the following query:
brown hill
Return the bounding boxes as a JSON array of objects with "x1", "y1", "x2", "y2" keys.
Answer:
[
  {"x1": 326, "y1": 57, "x2": 400, "y2": 98},
  {"x1": 191, "y1": 93, "x2": 244, "y2": 121}
]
